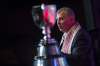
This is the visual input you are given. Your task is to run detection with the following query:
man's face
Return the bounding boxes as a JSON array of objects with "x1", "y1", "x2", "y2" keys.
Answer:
[{"x1": 57, "y1": 11, "x2": 72, "y2": 32}]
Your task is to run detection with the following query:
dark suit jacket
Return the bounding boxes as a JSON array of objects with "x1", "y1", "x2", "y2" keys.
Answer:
[{"x1": 60, "y1": 28, "x2": 95, "y2": 66}]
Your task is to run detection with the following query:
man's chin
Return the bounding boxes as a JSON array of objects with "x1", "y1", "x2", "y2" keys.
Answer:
[{"x1": 59, "y1": 29, "x2": 65, "y2": 32}]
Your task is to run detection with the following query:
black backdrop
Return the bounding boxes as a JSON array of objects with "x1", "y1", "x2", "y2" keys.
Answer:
[{"x1": 0, "y1": 0, "x2": 100, "y2": 65}]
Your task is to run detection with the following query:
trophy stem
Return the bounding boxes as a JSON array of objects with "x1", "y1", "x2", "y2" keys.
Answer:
[{"x1": 42, "y1": 25, "x2": 51, "y2": 42}]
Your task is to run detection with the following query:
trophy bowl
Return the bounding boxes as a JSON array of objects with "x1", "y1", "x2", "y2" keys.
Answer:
[{"x1": 32, "y1": 4, "x2": 56, "y2": 29}]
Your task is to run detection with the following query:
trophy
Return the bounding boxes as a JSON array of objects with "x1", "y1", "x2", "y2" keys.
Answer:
[{"x1": 32, "y1": 4, "x2": 69, "y2": 66}]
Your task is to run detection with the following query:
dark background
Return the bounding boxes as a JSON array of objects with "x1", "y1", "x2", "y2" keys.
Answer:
[{"x1": 0, "y1": 0, "x2": 100, "y2": 65}]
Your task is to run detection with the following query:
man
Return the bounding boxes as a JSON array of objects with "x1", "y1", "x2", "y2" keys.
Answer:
[{"x1": 56, "y1": 7, "x2": 95, "y2": 66}]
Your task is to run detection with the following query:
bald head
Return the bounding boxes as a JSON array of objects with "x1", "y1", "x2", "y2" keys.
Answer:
[{"x1": 57, "y1": 7, "x2": 75, "y2": 17}]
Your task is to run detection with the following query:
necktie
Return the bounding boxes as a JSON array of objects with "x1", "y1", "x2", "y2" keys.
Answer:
[{"x1": 59, "y1": 33, "x2": 66, "y2": 49}]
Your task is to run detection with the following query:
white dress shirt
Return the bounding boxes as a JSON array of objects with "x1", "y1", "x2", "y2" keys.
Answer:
[{"x1": 60, "y1": 23, "x2": 81, "y2": 54}]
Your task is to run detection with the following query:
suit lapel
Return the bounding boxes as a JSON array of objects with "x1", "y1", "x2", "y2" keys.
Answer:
[{"x1": 71, "y1": 28, "x2": 81, "y2": 53}]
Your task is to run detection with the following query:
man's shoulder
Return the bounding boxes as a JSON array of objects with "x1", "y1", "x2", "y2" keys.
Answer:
[{"x1": 76, "y1": 28, "x2": 92, "y2": 42}]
